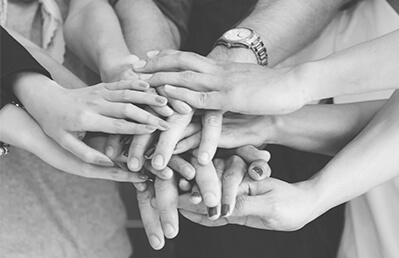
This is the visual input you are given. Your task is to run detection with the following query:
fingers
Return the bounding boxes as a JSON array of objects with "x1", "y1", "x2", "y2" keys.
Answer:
[
  {"x1": 58, "y1": 133, "x2": 114, "y2": 166},
  {"x1": 127, "y1": 133, "x2": 154, "y2": 171},
  {"x1": 80, "y1": 164, "x2": 148, "y2": 183},
  {"x1": 104, "y1": 80, "x2": 149, "y2": 91},
  {"x1": 154, "y1": 175, "x2": 179, "y2": 239},
  {"x1": 144, "y1": 161, "x2": 174, "y2": 180},
  {"x1": 157, "y1": 86, "x2": 192, "y2": 115},
  {"x1": 163, "y1": 85, "x2": 221, "y2": 110},
  {"x1": 220, "y1": 156, "x2": 247, "y2": 217},
  {"x1": 192, "y1": 158, "x2": 221, "y2": 208},
  {"x1": 179, "y1": 210, "x2": 228, "y2": 228},
  {"x1": 101, "y1": 103, "x2": 170, "y2": 130},
  {"x1": 178, "y1": 178, "x2": 192, "y2": 192},
  {"x1": 86, "y1": 115, "x2": 158, "y2": 135},
  {"x1": 190, "y1": 184, "x2": 202, "y2": 205},
  {"x1": 105, "y1": 90, "x2": 168, "y2": 107},
  {"x1": 168, "y1": 155, "x2": 196, "y2": 180},
  {"x1": 151, "y1": 112, "x2": 193, "y2": 170},
  {"x1": 178, "y1": 193, "x2": 207, "y2": 214},
  {"x1": 105, "y1": 134, "x2": 124, "y2": 159},
  {"x1": 197, "y1": 111, "x2": 224, "y2": 165},
  {"x1": 136, "y1": 185, "x2": 165, "y2": 250},
  {"x1": 133, "y1": 51, "x2": 218, "y2": 74},
  {"x1": 235, "y1": 145, "x2": 272, "y2": 180},
  {"x1": 174, "y1": 132, "x2": 201, "y2": 154}
]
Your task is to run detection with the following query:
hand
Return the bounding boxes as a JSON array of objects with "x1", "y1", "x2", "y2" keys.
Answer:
[
  {"x1": 134, "y1": 50, "x2": 308, "y2": 115},
  {"x1": 179, "y1": 176, "x2": 319, "y2": 231},
  {"x1": 13, "y1": 73, "x2": 170, "y2": 165},
  {"x1": 99, "y1": 54, "x2": 140, "y2": 83},
  {"x1": 0, "y1": 104, "x2": 148, "y2": 183}
]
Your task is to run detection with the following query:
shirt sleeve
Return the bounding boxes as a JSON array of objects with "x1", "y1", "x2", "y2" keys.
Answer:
[{"x1": 0, "y1": 26, "x2": 52, "y2": 109}]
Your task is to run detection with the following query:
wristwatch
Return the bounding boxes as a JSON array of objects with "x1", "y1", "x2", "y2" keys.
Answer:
[{"x1": 214, "y1": 27, "x2": 268, "y2": 66}]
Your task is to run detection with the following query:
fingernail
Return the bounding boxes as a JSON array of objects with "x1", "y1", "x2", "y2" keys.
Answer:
[
  {"x1": 147, "y1": 50, "x2": 160, "y2": 58},
  {"x1": 120, "y1": 136, "x2": 131, "y2": 145},
  {"x1": 251, "y1": 166, "x2": 263, "y2": 178},
  {"x1": 139, "y1": 174, "x2": 148, "y2": 181},
  {"x1": 97, "y1": 159, "x2": 114, "y2": 167},
  {"x1": 164, "y1": 223, "x2": 175, "y2": 237},
  {"x1": 221, "y1": 204, "x2": 230, "y2": 217},
  {"x1": 144, "y1": 145, "x2": 156, "y2": 159},
  {"x1": 199, "y1": 152, "x2": 210, "y2": 165},
  {"x1": 161, "y1": 168, "x2": 173, "y2": 179},
  {"x1": 140, "y1": 74, "x2": 153, "y2": 80},
  {"x1": 133, "y1": 60, "x2": 146, "y2": 70},
  {"x1": 149, "y1": 235, "x2": 161, "y2": 248},
  {"x1": 155, "y1": 96, "x2": 167, "y2": 105},
  {"x1": 105, "y1": 146, "x2": 114, "y2": 157},
  {"x1": 138, "y1": 81, "x2": 149, "y2": 88},
  {"x1": 123, "y1": 149, "x2": 129, "y2": 157},
  {"x1": 203, "y1": 193, "x2": 217, "y2": 207},
  {"x1": 158, "y1": 120, "x2": 171, "y2": 130},
  {"x1": 180, "y1": 102, "x2": 192, "y2": 113},
  {"x1": 153, "y1": 154, "x2": 164, "y2": 168},
  {"x1": 208, "y1": 207, "x2": 217, "y2": 218},
  {"x1": 129, "y1": 157, "x2": 140, "y2": 170},
  {"x1": 164, "y1": 84, "x2": 176, "y2": 92},
  {"x1": 146, "y1": 125, "x2": 157, "y2": 132}
]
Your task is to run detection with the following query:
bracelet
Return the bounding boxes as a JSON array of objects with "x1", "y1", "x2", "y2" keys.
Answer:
[{"x1": 0, "y1": 101, "x2": 24, "y2": 157}]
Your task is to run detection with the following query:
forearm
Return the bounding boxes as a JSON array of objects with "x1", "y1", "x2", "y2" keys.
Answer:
[
  {"x1": 272, "y1": 100, "x2": 384, "y2": 156},
  {"x1": 5, "y1": 28, "x2": 86, "y2": 89},
  {"x1": 65, "y1": 0, "x2": 131, "y2": 73},
  {"x1": 114, "y1": 0, "x2": 180, "y2": 58},
  {"x1": 311, "y1": 90, "x2": 399, "y2": 215},
  {"x1": 211, "y1": 0, "x2": 349, "y2": 65},
  {"x1": 305, "y1": 30, "x2": 399, "y2": 102}
]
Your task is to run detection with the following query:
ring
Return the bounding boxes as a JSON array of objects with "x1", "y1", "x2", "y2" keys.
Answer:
[{"x1": 0, "y1": 144, "x2": 10, "y2": 156}]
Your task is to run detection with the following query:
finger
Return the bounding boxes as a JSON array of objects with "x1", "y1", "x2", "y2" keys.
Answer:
[
  {"x1": 157, "y1": 86, "x2": 193, "y2": 114},
  {"x1": 192, "y1": 158, "x2": 221, "y2": 208},
  {"x1": 146, "y1": 87, "x2": 174, "y2": 117},
  {"x1": 190, "y1": 184, "x2": 202, "y2": 205},
  {"x1": 178, "y1": 193, "x2": 207, "y2": 214},
  {"x1": 208, "y1": 159, "x2": 225, "y2": 220},
  {"x1": 183, "y1": 123, "x2": 202, "y2": 138},
  {"x1": 198, "y1": 111, "x2": 224, "y2": 165},
  {"x1": 105, "y1": 90, "x2": 168, "y2": 106},
  {"x1": 140, "y1": 71, "x2": 214, "y2": 93},
  {"x1": 58, "y1": 133, "x2": 114, "y2": 166},
  {"x1": 136, "y1": 185, "x2": 165, "y2": 250},
  {"x1": 154, "y1": 176, "x2": 179, "y2": 239},
  {"x1": 144, "y1": 161, "x2": 174, "y2": 180},
  {"x1": 101, "y1": 103, "x2": 170, "y2": 130},
  {"x1": 163, "y1": 85, "x2": 222, "y2": 110},
  {"x1": 79, "y1": 163, "x2": 148, "y2": 183},
  {"x1": 85, "y1": 115, "x2": 158, "y2": 135},
  {"x1": 104, "y1": 80, "x2": 149, "y2": 91},
  {"x1": 133, "y1": 51, "x2": 218, "y2": 73},
  {"x1": 235, "y1": 145, "x2": 272, "y2": 180},
  {"x1": 127, "y1": 134, "x2": 156, "y2": 172},
  {"x1": 179, "y1": 210, "x2": 228, "y2": 228},
  {"x1": 221, "y1": 156, "x2": 246, "y2": 217},
  {"x1": 134, "y1": 182, "x2": 148, "y2": 192},
  {"x1": 168, "y1": 155, "x2": 196, "y2": 180},
  {"x1": 179, "y1": 178, "x2": 192, "y2": 192},
  {"x1": 174, "y1": 132, "x2": 201, "y2": 155},
  {"x1": 105, "y1": 134, "x2": 124, "y2": 160},
  {"x1": 151, "y1": 112, "x2": 193, "y2": 170}
]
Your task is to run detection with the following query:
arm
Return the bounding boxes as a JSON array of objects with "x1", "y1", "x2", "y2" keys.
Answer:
[{"x1": 114, "y1": 0, "x2": 180, "y2": 58}]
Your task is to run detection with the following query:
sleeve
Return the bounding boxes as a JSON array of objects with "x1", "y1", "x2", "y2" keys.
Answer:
[
  {"x1": 153, "y1": 0, "x2": 194, "y2": 44},
  {"x1": 0, "y1": 26, "x2": 52, "y2": 109}
]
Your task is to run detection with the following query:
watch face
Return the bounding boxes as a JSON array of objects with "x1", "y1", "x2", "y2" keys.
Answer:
[{"x1": 224, "y1": 28, "x2": 252, "y2": 41}]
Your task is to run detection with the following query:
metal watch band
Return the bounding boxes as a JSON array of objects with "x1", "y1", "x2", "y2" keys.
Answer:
[{"x1": 250, "y1": 35, "x2": 268, "y2": 66}]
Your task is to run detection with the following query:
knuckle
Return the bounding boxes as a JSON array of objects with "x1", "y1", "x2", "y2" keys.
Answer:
[
  {"x1": 120, "y1": 90, "x2": 130, "y2": 101},
  {"x1": 137, "y1": 190, "x2": 152, "y2": 205},
  {"x1": 114, "y1": 119, "x2": 128, "y2": 130},
  {"x1": 180, "y1": 71, "x2": 194, "y2": 82},
  {"x1": 222, "y1": 171, "x2": 236, "y2": 182},
  {"x1": 196, "y1": 92, "x2": 208, "y2": 108}
]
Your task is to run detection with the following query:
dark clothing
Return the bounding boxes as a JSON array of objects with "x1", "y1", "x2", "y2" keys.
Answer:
[
  {"x1": 171, "y1": 1, "x2": 345, "y2": 258},
  {"x1": 0, "y1": 26, "x2": 51, "y2": 109}
]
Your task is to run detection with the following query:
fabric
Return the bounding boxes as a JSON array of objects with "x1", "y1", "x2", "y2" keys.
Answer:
[
  {"x1": 0, "y1": 1, "x2": 132, "y2": 258},
  {"x1": 0, "y1": 26, "x2": 51, "y2": 109}
]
